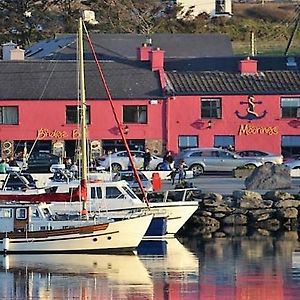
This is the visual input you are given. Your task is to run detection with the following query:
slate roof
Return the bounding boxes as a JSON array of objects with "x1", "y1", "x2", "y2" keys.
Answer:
[
  {"x1": 164, "y1": 56, "x2": 300, "y2": 72},
  {"x1": 165, "y1": 70, "x2": 300, "y2": 95},
  {"x1": 25, "y1": 33, "x2": 233, "y2": 60},
  {"x1": 0, "y1": 59, "x2": 163, "y2": 100}
]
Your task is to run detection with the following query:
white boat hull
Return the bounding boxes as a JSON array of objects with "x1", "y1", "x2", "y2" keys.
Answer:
[
  {"x1": 0, "y1": 214, "x2": 153, "y2": 254},
  {"x1": 53, "y1": 200, "x2": 198, "y2": 238},
  {"x1": 148, "y1": 201, "x2": 199, "y2": 237}
]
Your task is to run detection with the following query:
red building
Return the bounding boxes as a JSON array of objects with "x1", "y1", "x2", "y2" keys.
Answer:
[{"x1": 0, "y1": 35, "x2": 300, "y2": 161}]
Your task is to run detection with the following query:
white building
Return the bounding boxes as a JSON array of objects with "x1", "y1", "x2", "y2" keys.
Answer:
[{"x1": 175, "y1": 0, "x2": 232, "y2": 17}]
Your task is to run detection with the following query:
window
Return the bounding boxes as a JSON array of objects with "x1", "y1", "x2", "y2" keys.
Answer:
[
  {"x1": 91, "y1": 187, "x2": 102, "y2": 199},
  {"x1": 282, "y1": 135, "x2": 300, "y2": 156},
  {"x1": 281, "y1": 98, "x2": 300, "y2": 118},
  {"x1": 66, "y1": 105, "x2": 91, "y2": 124},
  {"x1": 102, "y1": 139, "x2": 145, "y2": 153},
  {"x1": 214, "y1": 135, "x2": 235, "y2": 150},
  {"x1": 0, "y1": 208, "x2": 12, "y2": 218},
  {"x1": 216, "y1": 0, "x2": 225, "y2": 14},
  {"x1": 16, "y1": 208, "x2": 27, "y2": 220},
  {"x1": 178, "y1": 136, "x2": 198, "y2": 151},
  {"x1": 123, "y1": 106, "x2": 147, "y2": 124},
  {"x1": 201, "y1": 98, "x2": 221, "y2": 119},
  {"x1": 0, "y1": 106, "x2": 18, "y2": 124},
  {"x1": 106, "y1": 187, "x2": 124, "y2": 199}
]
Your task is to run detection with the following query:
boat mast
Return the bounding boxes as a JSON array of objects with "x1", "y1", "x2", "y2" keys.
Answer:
[{"x1": 78, "y1": 17, "x2": 88, "y2": 215}]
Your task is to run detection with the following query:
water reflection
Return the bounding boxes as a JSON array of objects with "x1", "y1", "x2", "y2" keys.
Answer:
[
  {"x1": 0, "y1": 253, "x2": 153, "y2": 300},
  {"x1": 185, "y1": 232, "x2": 300, "y2": 300},
  {"x1": 1, "y1": 234, "x2": 300, "y2": 299},
  {"x1": 138, "y1": 238, "x2": 200, "y2": 300}
]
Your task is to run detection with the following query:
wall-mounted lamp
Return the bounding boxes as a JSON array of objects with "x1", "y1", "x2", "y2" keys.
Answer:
[
  {"x1": 123, "y1": 125, "x2": 129, "y2": 135},
  {"x1": 207, "y1": 120, "x2": 212, "y2": 129},
  {"x1": 149, "y1": 99, "x2": 158, "y2": 105}
]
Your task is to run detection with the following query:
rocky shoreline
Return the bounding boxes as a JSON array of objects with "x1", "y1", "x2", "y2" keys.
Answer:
[{"x1": 177, "y1": 189, "x2": 300, "y2": 238}]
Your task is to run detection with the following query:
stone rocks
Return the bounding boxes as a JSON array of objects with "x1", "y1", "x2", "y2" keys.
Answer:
[
  {"x1": 264, "y1": 191, "x2": 294, "y2": 201},
  {"x1": 178, "y1": 186, "x2": 300, "y2": 239},
  {"x1": 223, "y1": 214, "x2": 248, "y2": 225},
  {"x1": 245, "y1": 164, "x2": 291, "y2": 190}
]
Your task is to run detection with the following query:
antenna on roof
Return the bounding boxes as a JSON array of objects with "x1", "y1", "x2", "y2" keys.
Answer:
[{"x1": 145, "y1": 36, "x2": 152, "y2": 46}]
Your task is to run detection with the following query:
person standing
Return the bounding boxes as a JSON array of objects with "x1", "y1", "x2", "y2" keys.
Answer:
[
  {"x1": 163, "y1": 151, "x2": 174, "y2": 170},
  {"x1": 178, "y1": 160, "x2": 187, "y2": 183},
  {"x1": 143, "y1": 148, "x2": 151, "y2": 170},
  {"x1": 0, "y1": 159, "x2": 8, "y2": 174}
]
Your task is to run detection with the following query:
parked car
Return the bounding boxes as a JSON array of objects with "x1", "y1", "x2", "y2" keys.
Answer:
[
  {"x1": 113, "y1": 170, "x2": 153, "y2": 193},
  {"x1": 235, "y1": 150, "x2": 283, "y2": 165},
  {"x1": 174, "y1": 147, "x2": 262, "y2": 176},
  {"x1": 285, "y1": 159, "x2": 300, "y2": 170},
  {"x1": 17, "y1": 152, "x2": 60, "y2": 173},
  {"x1": 97, "y1": 150, "x2": 163, "y2": 172}
]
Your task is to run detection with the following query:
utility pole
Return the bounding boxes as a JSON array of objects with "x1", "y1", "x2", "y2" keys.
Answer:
[{"x1": 284, "y1": 7, "x2": 300, "y2": 56}]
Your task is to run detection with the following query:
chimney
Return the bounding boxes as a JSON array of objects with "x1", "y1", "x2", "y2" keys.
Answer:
[
  {"x1": 150, "y1": 48, "x2": 165, "y2": 71},
  {"x1": 137, "y1": 43, "x2": 151, "y2": 61},
  {"x1": 2, "y1": 41, "x2": 17, "y2": 60},
  {"x1": 239, "y1": 57, "x2": 257, "y2": 74},
  {"x1": 10, "y1": 46, "x2": 25, "y2": 60}
]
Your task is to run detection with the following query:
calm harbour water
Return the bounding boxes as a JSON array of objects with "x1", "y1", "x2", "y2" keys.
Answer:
[{"x1": 1, "y1": 234, "x2": 300, "y2": 300}]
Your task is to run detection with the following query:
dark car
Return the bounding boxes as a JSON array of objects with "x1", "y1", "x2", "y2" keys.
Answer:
[{"x1": 18, "y1": 152, "x2": 60, "y2": 173}]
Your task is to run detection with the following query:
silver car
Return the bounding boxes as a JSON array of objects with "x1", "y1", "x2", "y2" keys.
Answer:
[
  {"x1": 97, "y1": 150, "x2": 163, "y2": 172},
  {"x1": 174, "y1": 147, "x2": 262, "y2": 176},
  {"x1": 235, "y1": 150, "x2": 283, "y2": 165}
]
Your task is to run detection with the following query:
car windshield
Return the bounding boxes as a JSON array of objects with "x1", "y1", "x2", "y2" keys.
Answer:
[{"x1": 120, "y1": 172, "x2": 147, "y2": 182}]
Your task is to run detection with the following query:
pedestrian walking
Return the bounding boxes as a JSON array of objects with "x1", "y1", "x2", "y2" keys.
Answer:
[{"x1": 178, "y1": 160, "x2": 187, "y2": 183}]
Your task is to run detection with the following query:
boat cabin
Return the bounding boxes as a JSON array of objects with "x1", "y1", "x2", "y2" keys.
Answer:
[{"x1": 0, "y1": 203, "x2": 53, "y2": 232}]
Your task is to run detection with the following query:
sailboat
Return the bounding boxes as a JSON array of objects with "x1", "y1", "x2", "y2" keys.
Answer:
[
  {"x1": 0, "y1": 16, "x2": 153, "y2": 254},
  {"x1": 46, "y1": 17, "x2": 199, "y2": 238}
]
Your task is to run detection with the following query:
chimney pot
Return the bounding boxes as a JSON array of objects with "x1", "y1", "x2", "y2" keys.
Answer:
[
  {"x1": 239, "y1": 57, "x2": 257, "y2": 74},
  {"x1": 137, "y1": 44, "x2": 151, "y2": 61},
  {"x1": 150, "y1": 48, "x2": 165, "y2": 71}
]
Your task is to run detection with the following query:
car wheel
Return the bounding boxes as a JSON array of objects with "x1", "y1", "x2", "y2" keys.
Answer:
[
  {"x1": 156, "y1": 163, "x2": 163, "y2": 170},
  {"x1": 110, "y1": 163, "x2": 122, "y2": 173},
  {"x1": 190, "y1": 164, "x2": 204, "y2": 177}
]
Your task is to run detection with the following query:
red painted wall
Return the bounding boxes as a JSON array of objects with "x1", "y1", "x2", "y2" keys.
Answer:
[
  {"x1": 166, "y1": 94, "x2": 300, "y2": 155},
  {"x1": 0, "y1": 99, "x2": 164, "y2": 141},
  {"x1": 1, "y1": 92, "x2": 300, "y2": 157}
]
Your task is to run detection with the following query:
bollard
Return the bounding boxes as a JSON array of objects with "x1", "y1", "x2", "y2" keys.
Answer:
[{"x1": 152, "y1": 172, "x2": 162, "y2": 191}]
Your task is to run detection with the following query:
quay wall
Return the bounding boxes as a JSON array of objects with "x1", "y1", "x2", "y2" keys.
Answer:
[{"x1": 177, "y1": 189, "x2": 300, "y2": 238}]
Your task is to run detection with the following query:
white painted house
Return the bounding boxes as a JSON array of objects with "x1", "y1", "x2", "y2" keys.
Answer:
[{"x1": 175, "y1": 0, "x2": 232, "y2": 17}]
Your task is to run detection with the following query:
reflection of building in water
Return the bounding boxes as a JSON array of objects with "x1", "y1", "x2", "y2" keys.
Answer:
[
  {"x1": 194, "y1": 236, "x2": 299, "y2": 300},
  {"x1": 138, "y1": 238, "x2": 199, "y2": 299},
  {"x1": 0, "y1": 254, "x2": 153, "y2": 300}
]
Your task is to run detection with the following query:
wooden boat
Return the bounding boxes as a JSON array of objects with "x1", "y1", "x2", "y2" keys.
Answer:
[
  {"x1": 0, "y1": 201, "x2": 152, "y2": 254},
  {"x1": 0, "y1": 16, "x2": 154, "y2": 254}
]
